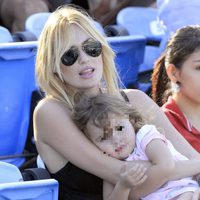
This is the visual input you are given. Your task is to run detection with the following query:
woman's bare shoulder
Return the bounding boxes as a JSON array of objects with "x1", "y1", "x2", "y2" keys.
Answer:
[
  {"x1": 123, "y1": 89, "x2": 149, "y2": 103},
  {"x1": 123, "y1": 88, "x2": 145, "y2": 95},
  {"x1": 34, "y1": 98, "x2": 70, "y2": 119},
  {"x1": 33, "y1": 97, "x2": 73, "y2": 141}
]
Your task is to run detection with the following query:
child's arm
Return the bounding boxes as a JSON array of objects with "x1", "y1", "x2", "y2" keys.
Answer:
[
  {"x1": 103, "y1": 163, "x2": 147, "y2": 200},
  {"x1": 130, "y1": 139, "x2": 176, "y2": 199},
  {"x1": 129, "y1": 141, "x2": 200, "y2": 199}
]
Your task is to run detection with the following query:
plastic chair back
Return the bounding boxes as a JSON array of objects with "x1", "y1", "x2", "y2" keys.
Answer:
[
  {"x1": 26, "y1": 13, "x2": 106, "y2": 39},
  {"x1": 0, "y1": 26, "x2": 13, "y2": 43},
  {"x1": 117, "y1": 7, "x2": 164, "y2": 43},
  {"x1": 107, "y1": 35, "x2": 146, "y2": 88},
  {"x1": 0, "y1": 42, "x2": 38, "y2": 167},
  {"x1": 25, "y1": 12, "x2": 51, "y2": 39},
  {"x1": 0, "y1": 161, "x2": 23, "y2": 183},
  {"x1": 0, "y1": 161, "x2": 58, "y2": 200},
  {"x1": 37, "y1": 155, "x2": 46, "y2": 169},
  {"x1": 93, "y1": 21, "x2": 106, "y2": 36},
  {"x1": 0, "y1": 179, "x2": 58, "y2": 200},
  {"x1": 116, "y1": 6, "x2": 166, "y2": 76},
  {"x1": 157, "y1": 0, "x2": 200, "y2": 35}
]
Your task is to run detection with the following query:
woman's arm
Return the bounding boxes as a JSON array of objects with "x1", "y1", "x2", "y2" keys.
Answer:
[
  {"x1": 33, "y1": 98, "x2": 150, "y2": 183},
  {"x1": 125, "y1": 89, "x2": 200, "y2": 160},
  {"x1": 170, "y1": 159, "x2": 200, "y2": 180},
  {"x1": 34, "y1": 97, "x2": 199, "y2": 199}
]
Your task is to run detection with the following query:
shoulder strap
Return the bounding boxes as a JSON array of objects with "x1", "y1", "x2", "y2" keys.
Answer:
[{"x1": 120, "y1": 90, "x2": 129, "y2": 102}]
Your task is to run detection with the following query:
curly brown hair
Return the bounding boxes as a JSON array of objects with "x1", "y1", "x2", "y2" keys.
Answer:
[{"x1": 72, "y1": 92, "x2": 146, "y2": 136}]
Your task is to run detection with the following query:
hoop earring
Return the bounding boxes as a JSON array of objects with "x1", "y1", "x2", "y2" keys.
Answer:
[{"x1": 171, "y1": 82, "x2": 180, "y2": 93}]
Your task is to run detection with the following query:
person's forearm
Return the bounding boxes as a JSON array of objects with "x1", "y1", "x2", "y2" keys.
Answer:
[
  {"x1": 106, "y1": 181, "x2": 130, "y2": 200},
  {"x1": 126, "y1": 160, "x2": 151, "y2": 170},
  {"x1": 169, "y1": 160, "x2": 200, "y2": 180},
  {"x1": 88, "y1": 153, "x2": 152, "y2": 186},
  {"x1": 129, "y1": 159, "x2": 200, "y2": 199},
  {"x1": 130, "y1": 164, "x2": 174, "y2": 199},
  {"x1": 187, "y1": 153, "x2": 200, "y2": 160}
]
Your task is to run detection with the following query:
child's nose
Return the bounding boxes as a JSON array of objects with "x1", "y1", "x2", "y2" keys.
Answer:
[{"x1": 112, "y1": 133, "x2": 121, "y2": 145}]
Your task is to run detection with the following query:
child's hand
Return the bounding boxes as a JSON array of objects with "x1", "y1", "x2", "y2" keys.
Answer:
[{"x1": 119, "y1": 163, "x2": 147, "y2": 189}]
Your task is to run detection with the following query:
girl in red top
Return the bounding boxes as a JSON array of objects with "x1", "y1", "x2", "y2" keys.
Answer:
[{"x1": 151, "y1": 25, "x2": 200, "y2": 152}]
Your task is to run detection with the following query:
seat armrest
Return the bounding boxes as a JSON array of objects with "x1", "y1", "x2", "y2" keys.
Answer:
[
  {"x1": 104, "y1": 25, "x2": 129, "y2": 37},
  {"x1": 22, "y1": 168, "x2": 51, "y2": 181}
]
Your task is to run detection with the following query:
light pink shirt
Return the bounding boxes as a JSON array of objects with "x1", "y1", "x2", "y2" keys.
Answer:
[{"x1": 126, "y1": 125, "x2": 199, "y2": 200}]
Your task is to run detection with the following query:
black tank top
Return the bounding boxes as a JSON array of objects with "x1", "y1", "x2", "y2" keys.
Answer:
[
  {"x1": 50, "y1": 91, "x2": 129, "y2": 200},
  {"x1": 50, "y1": 162, "x2": 103, "y2": 200}
]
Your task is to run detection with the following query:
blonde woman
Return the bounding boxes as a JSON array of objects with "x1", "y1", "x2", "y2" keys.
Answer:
[{"x1": 34, "y1": 5, "x2": 200, "y2": 200}]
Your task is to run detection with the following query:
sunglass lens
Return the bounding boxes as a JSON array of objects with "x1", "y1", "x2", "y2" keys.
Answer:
[
  {"x1": 61, "y1": 46, "x2": 79, "y2": 66},
  {"x1": 82, "y1": 39, "x2": 102, "y2": 57}
]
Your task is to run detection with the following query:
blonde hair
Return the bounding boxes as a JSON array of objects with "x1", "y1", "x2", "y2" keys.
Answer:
[{"x1": 36, "y1": 5, "x2": 121, "y2": 108}]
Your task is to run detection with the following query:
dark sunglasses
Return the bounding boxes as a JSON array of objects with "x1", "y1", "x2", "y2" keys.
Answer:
[{"x1": 61, "y1": 38, "x2": 102, "y2": 66}]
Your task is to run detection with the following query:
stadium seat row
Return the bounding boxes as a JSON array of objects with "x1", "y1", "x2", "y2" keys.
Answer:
[{"x1": 0, "y1": 161, "x2": 58, "y2": 200}]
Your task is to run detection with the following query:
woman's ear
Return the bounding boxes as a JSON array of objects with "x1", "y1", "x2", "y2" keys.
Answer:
[{"x1": 166, "y1": 64, "x2": 180, "y2": 83}]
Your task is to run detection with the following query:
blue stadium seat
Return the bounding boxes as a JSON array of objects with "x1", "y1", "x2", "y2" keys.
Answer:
[
  {"x1": 0, "y1": 179, "x2": 58, "y2": 200},
  {"x1": 107, "y1": 35, "x2": 146, "y2": 88},
  {"x1": 0, "y1": 160, "x2": 58, "y2": 200},
  {"x1": 116, "y1": 6, "x2": 166, "y2": 80},
  {"x1": 0, "y1": 161, "x2": 23, "y2": 183},
  {"x1": 116, "y1": 7, "x2": 164, "y2": 43},
  {"x1": 0, "y1": 26, "x2": 13, "y2": 43},
  {"x1": 25, "y1": 12, "x2": 51, "y2": 39},
  {"x1": 37, "y1": 155, "x2": 46, "y2": 169},
  {"x1": 25, "y1": 12, "x2": 106, "y2": 39},
  {"x1": 93, "y1": 21, "x2": 106, "y2": 36},
  {"x1": 157, "y1": 0, "x2": 200, "y2": 35},
  {"x1": 0, "y1": 42, "x2": 38, "y2": 167}
]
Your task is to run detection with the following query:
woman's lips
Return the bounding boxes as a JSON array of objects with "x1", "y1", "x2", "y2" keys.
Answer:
[{"x1": 79, "y1": 67, "x2": 95, "y2": 79}]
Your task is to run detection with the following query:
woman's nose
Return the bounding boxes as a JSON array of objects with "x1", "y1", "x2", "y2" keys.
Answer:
[{"x1": 78, "y1": 49, "x2": 89, "y2": 64}]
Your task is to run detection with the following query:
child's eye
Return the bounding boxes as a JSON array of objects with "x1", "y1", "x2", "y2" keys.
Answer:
[{"x1": 115, "y1": 125, "x2": 124, "y2": 131}]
